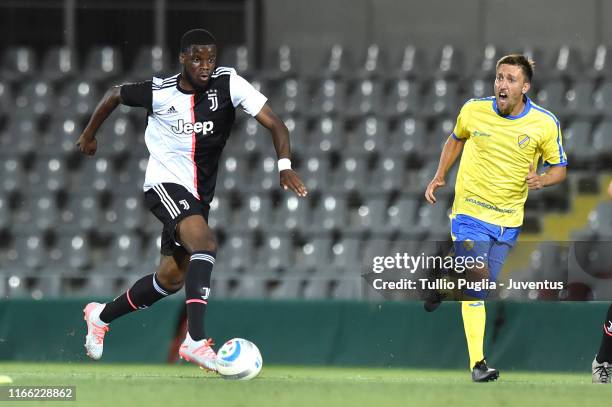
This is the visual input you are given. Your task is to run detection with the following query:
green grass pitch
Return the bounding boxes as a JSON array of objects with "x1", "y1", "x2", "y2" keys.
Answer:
[{"x1": 0, "y1": 363, "x2": 609, "y2": 407}]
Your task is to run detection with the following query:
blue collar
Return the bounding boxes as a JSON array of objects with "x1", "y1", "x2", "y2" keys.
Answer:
[{"x1": 492, "y1": 95, "x2": 531, "y2": 120}]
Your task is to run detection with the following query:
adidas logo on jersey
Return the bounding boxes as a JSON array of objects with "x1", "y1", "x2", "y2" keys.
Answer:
[
  {"x1": 166, "y1": 106, "x2": 178, "y2": 114},
  {"x1": 172, "y1": 119, "x2": 214, "y2": 135}
]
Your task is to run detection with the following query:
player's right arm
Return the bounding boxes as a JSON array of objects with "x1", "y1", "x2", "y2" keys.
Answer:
[
  {"x1": 425, "y1": 136, "x2": 465, "y2": 204},
  {"x1": 76, "y1": 80, "x2": 152, "y2": 156},
  {"x1": 425, "y1": 102, "x2": 471, "y2": 204},
  {"x1": 76, "y1": 86, "x2": 123, "y2": 156}
]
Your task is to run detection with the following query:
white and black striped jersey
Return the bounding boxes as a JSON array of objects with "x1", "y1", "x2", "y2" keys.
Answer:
[{"x1": 120, "y1": 66, "x2": 267, "y2": 204}]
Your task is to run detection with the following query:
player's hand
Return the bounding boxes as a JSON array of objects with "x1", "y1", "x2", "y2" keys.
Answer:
[
  {"x1": 76, "y1": 133, "x2": 97, "y2": 156},
  {"x1": 526, "y1": 163, "x2": 543, "y2": 190},
  {"x1": 280, "y1": 169, "x2": 308, "y2": 197},
  {"x1": 425, "y1": 177, "x2": 445, "y2": 204}
]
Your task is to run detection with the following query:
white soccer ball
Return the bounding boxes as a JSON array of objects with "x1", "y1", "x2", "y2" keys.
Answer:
[{"x1": 216, "y1": 338, "x2": 263, "y2": 380}]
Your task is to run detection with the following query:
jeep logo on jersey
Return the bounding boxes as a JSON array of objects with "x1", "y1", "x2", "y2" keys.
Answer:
[{"x1": 172, "y1": 119, "x2": 214, "y2": 135}]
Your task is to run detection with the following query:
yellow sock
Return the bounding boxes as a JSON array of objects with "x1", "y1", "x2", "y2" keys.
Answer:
[{"x1": 461, "y1": 300, "x2": 486, "y2": 369}]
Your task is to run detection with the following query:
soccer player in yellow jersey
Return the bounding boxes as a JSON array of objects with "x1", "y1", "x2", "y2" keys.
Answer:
[{"x1": 425, "y1": 55, "x2": 567, "y2": 382}]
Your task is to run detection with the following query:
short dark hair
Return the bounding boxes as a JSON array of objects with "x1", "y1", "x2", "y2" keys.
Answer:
[
  {"x1": 496, "y1": 54, "x2": 535, "y2": 82},
  {"x1": 180, "y1": 29, "x2": 217, "y2": 53}
]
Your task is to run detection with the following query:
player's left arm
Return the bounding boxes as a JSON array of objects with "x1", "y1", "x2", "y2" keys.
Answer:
[
  {"x1": 255, "y1": 104, "x2": 307, "y2": 197},
  {"x1": 526, "y1": 121, "x2": 568, "y2": 190}
]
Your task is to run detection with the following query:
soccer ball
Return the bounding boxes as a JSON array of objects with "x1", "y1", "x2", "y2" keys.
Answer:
[{"x1": 216, "y1": 338, "x2": 263, "y2": 380}]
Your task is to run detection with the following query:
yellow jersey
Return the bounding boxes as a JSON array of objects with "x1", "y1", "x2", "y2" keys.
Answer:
[{"x1": 451, "y1": 96, "x2": 567, "y2": 227}]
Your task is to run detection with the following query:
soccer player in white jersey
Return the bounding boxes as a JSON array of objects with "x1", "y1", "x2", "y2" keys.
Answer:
[{"x1": 76, "y1": 29, "x2": 307, "y2": 372}]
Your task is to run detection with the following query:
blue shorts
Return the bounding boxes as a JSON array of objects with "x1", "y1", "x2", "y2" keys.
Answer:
[{"x1": 450, "y1": 214, "x2": 520, "y2": 299}]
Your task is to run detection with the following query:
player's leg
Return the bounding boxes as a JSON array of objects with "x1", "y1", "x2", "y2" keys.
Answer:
[
  {"x1": 451, "y1": 214, "x2": 498, "y2": 381},
  {"x1": 593, "y1": 303, "x2": 612, "y2": 383},
  {"x1": 174, "y1": 214, "x2": 218, "y2": 371},
  {"x1": 83, "y1": 252, "x2": 186, "y2": 360}
]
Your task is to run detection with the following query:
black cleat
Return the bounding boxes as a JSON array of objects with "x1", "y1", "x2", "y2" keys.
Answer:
[
  {"x1": 471, "y1": 359, "x2": 499, "y2": 382},
  {"x1": 423, "y1": 290, "x2": 444, "y2": 312}
]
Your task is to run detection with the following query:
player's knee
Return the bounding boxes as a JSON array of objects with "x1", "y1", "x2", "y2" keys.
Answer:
[
  {"x1": 191, "y1": 234, "x2": 217, "y2": 253},
  {"x1": 157, "y1": 259, "x2": 185, "y2": 291}
]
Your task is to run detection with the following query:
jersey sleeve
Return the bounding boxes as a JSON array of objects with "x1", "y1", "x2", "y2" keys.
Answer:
[
  {"x1": 451, "y1": 101, "x2": 472, "y2": 140},
  {"x1": 229, "y1": 73, "x2": 268, "y2": 116},
  {"x1": 540, "y1": 120, "x2": 568, "y2": 167},
  {"x1": 120, "y1": 80, "x2": 153, "y2": 111}
]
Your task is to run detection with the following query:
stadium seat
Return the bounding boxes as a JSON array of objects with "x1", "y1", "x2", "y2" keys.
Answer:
[
  {"x1": 319, "y1": 44, "x2": 354, "y2": 78},
  {"x1": 422, "y1": 79, "x2": 460, "y2": 117},
  {"x1": 83, "y1": 46, "x2": 123, "y2": 83},
  {"x1": 390, "y1": 45, "x2": 428, "y2": 79},
  {"x1": 548, "y1": 45, "x2": 584, "y2": 80},
  {"x1": 58, "y1": 194, "x2": 103, "y2": 234},
  {"x1": 593, "y1": 80, "x2": 612, "y2": 117},
  {"x1": 0, "y1": 158, "x2": 26, "y2": 195},
  {"x1": 231, "y1": 118, "x2": 274, "y2": 157},
  {"x1": 41, "y1": 46, "x2": 78, "y2": 83},
  {"x1": 346, "y1": 79, "x2": 385, "y2": 117},
  {"x1": 535, "y1": 80, "x2": 566, "y2": 116},
  {"x1": 128, "y1": 46, "x2": 171, "y2": 80},
  {"x1": 95, "y1": 114, "x2": 137, "y2": 159},
  {"x1": 330, "y1": 237, "x2": 362, "y2": 272},
  {"x1": 4, "y1": 234, "x2": 49, "y2": 272},
  {"x1": 347, "y1": 197, "x2": 390, "y2": 235},
  {"x1": 57, "y1": 79, "x2": 100, "y2": 118},
  {"x1": 0, "y1": 116, "x2": 38, "y2": 159},
  {"x1": 364, "y1": 152, "x2": 407, "y2": 195},
  {"x1": 267, "y1": 78, "x2": 307, "y2": 116},
  {"x1": 308, "y1": 193, "x2": 348, "y2": 233},
  {"x1": 564, "y1": 80, "x2": 595, "y2": 118},
  {"x1": 352, "y1": 44, "x2": 387, "y2": 78},
  {"x1": 232, "y1": 193, "x2": 273, "y2": 232},
  {"x1": 431, "y1": 45, "x2": 464, "y2": 79},
  {"x1": 298, "y1": 153, "x2": 331, "y2": 192},
  {"x1": 426, "y1": 118, "x2": 455, "y2": 158},
  {"x1": 296, "y1": 235, "x2": 333, "y2": 271},
  {"x1": 387, "y1": 196, "x2": 420, "y2": 233},
  {"x1": 218, "y1": 154, "x2": 249, "y2": 193},
  {"x1": 348, "y1": 116, "x2": 388, "y2": 156},
  {"x1": 586, "y1": 202, "x2": 612, "y2": 239},
  {"x1": 586, "y1": 45, "x2": 612, "y2": 80},
  {"x1": 592, "y1": 120, "x2": 612, "y2": 162},
  {"x1": 417, "y1": 201, "x2": 451, "y2": 239},
  {"x1": 256, "y1": 232, "x2": 293, "y2": 271},
  {"x1": 75, "y1": 156, "x2": 117, "y2": 195},
  {"x1": 14, "y1": 79, "x2": 55, "y2": 117},
  {"x1": 466, "y1": 45, "x2": 505, "y2": 80},
  {"x1": 465, "y1": 78, "x2": 493, "y2": 99},
  {"x1": 218, "y1": 45, "x2": 251, "y2": 77},
  {"x1": 282, "y1": 116, "x2": 308, "y2": 156},
  {"x1": 101, "y1": 193, "x2": 145, "y2": 236},
  {"x1": 207, "y1": 195, "x2": 233, "y2": 232},
  {"x1": 302, "y1": 277, "x2": 332, "y2": 299},
  {"x1": 50, "y1": 234, "x2": 93, "y2": 272},
  {"x1": 30, "y1": 156, "x2": 69, "y2": 193},
  {"x1": 563, "y1": 120, "x2": 595, "y2": 168},
  {"x1": 307, "y1": 116, "x2": 345, "y2": 154},
  {"x1": 308, "y1": 79, "x2": 347, "y2": 116},
  {"x1": 116, "y1": 155, "x2": 148, "y2": 191},
  {"x1": 41, "y1": 114, "x2": 83, "y2": 160},
  {"x1": 388, "y1": 117, "x2": 427, "y2": 158},
  {"x1": 14, "y1": 192, "x2": 60, "y2": 234},
  {"x1": 330, "y1": 152, "x2": 370, "y2": 192},
  {"x1": 216, "y1": 232, "x2": 255, "y2": 272},
  {"x1": 0, "y1": 47, "x2": 37, "y2": 82},
  {"x1": 100, "y1": 233, "x2": 142, "y2": 272},
  {"x1": 273, "y1": 194, "x2": 311, "y2": 233},
  {"x1": 263, "y1": 44, "x2": 300, "y2": 79},
  {"x1": 384, "y1": 78, "x2": 422, "y2": 117}
]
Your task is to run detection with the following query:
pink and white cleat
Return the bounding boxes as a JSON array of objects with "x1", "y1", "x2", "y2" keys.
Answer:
[
  {"x1": 83, "y1": 302, "x2": 109, "y2": 360},
  {"x1": 179, "y1": 334, "x2": 218, "y2": 372}
]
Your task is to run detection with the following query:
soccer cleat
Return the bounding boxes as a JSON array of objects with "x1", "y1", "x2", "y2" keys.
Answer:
[
  {"x1": 179, "y1": 335, "x2": 218, "y2": 372},
  {"x1": 423, "y1": 290, "x2": 445, "y2": 312},
  {"x1": 592, "y1": 357, "x2": 612, "y2": 384},
  {"x1": 83, "y1": 302, "x2": 109, "y2": 360},
  {"x1": 471, "y1": 359, "x2": 499, "y2": 382}
]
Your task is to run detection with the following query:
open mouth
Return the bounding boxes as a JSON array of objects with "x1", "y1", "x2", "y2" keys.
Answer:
[{"x1": 498, "y1": 91, "x2": 508, "y2": 102}]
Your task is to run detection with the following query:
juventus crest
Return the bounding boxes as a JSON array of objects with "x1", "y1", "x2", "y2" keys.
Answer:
[{"x1": 207, "y1": 90, "x2": 218, "y2": 111}]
